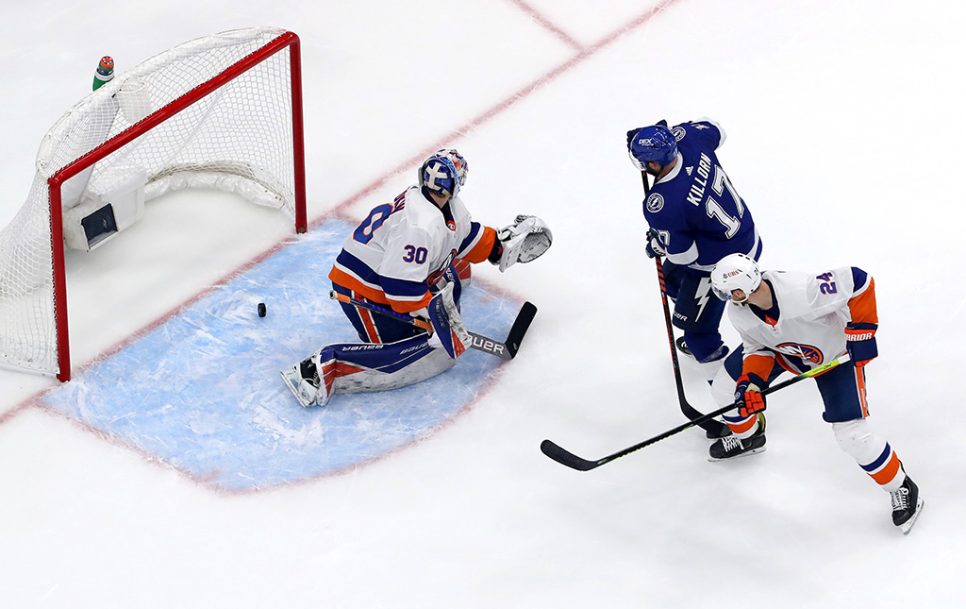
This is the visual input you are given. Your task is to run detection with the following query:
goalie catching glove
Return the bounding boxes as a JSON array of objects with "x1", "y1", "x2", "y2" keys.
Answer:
[{"x1": 491, "y1": 215, "x2": 553, "y2": 272}]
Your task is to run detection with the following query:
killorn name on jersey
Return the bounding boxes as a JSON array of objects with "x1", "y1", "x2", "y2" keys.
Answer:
[{"x1": 686, "y1": 152, "x2": 714, "y2": 207}]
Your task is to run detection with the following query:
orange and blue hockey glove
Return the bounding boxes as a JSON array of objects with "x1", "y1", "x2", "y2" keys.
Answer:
[
  {"x1": 735, "y1": 373, "x2": 766, "y2": 418},
  {"x1": 845, "y1": 322, "x2": 878, "y2": 367}
]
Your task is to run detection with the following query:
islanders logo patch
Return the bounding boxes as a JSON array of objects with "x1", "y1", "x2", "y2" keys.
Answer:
[{"x1": 776, "y1": 342, "x2": 824, "y2": 365}]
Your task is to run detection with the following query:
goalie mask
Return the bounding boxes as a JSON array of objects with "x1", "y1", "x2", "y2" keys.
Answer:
[
  {"x1": 419, "y1": 154, "x2": 461, "y2": 200},
  {"x1": 435, "y1": 148, "x2": 468, "y2": 188},
  {"x1": 711, "y1": 253, "x2": 761, "y2": 303}
]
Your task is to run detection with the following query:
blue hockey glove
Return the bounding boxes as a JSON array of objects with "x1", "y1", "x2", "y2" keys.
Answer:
[
  {"x1": 735, "y1": 373, "x2": 766, "y2": 418},
  {"x1": 845, "y1": 322, "x2": 878, "y2": 367},
  {"x1": 644, "y1": 229, "x2": 667, "y2": 259}
]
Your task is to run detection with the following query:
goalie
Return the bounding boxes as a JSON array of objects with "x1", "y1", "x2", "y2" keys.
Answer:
[{"x1": 281, "y1": 149, "x2": 551, "y2": 407}]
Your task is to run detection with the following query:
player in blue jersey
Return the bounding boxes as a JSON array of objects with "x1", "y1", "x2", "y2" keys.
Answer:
[{"x1": 627, "y1": 119, "x2": 763, "y2": 380}]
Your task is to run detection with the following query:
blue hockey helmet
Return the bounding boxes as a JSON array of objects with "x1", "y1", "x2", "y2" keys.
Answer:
[
  {"x1": 628, "y1": 124, "x2": 677, "y2": 169},
  {"x1": 436, "y1": 148, "x2": 468, "y2": 187},
  {"x1": 419, "y1": 154, "x2": 461, "y2": 200}
]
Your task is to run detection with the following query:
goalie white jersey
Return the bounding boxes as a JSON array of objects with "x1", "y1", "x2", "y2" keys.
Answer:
[
  {"x1": 329, "y1": 186, "x2": 496, "y2": 313},
  {"x1": 729, "y1": 267, "x2": 877, "y2": 373}
]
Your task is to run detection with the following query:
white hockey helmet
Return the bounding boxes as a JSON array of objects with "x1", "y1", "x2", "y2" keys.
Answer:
[{"x1": 711, "y1": 253, "x2": 762, "y2": 303}]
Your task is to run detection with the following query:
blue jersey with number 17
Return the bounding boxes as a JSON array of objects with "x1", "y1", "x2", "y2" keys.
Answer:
[{"x1": 644, "y1": 120, "x2": 760, "y2": 272}]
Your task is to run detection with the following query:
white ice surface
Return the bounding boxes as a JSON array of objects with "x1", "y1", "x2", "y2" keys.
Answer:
[{"x1": 1, "y1": 1, "x2": 965, "y2": 607}]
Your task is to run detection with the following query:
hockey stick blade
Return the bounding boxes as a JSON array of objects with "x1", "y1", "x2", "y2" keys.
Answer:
[
  {"x1": 541, "y1": 355, "x2": 850, "y2": 472},
  {"x1": 540, "y1": 439, "x2": 603, "y2": 471},
  {"x1": 504, "y1": 301, "x2": 537, "y2": 358},
  {"x1": 467, "y1": 331, "x2": 512, "y2": 360},
  {"x1": 469, "y1": 301, "x2": 537, "y2": 360}
]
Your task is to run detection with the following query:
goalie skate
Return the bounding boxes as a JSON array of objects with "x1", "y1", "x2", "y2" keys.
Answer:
[{"x1": 280, "y1": 357, "x2": 328, "y2": 408}]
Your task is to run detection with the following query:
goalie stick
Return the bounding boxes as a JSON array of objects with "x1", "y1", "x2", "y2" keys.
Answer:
[
  {"x1": 641, "y1": 167, "x2": 730, "y2": 438},
  {"x1": 329, "y1": 291, "x2": 537, "y2": 360},
  {"x1": 540, "y1": 355, "x2": 850, "y2": 471}
]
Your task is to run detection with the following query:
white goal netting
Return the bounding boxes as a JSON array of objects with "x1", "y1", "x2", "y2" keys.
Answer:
[{"x1": 0, "y1": 27, "x2": 304, "y2": 379}]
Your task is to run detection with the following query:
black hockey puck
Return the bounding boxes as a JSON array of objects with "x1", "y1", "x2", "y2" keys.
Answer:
[{"x1": 257, "y1": 302, "x2": 267, "y2": 318}]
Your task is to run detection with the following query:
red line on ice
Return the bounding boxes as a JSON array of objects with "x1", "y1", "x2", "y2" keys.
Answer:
[
  {"x1": 2, "y1": 1, "x2": 685, "y2": 489},
  {"x1": 505, "y1": 0, "x2": 584, "y2": 52}
]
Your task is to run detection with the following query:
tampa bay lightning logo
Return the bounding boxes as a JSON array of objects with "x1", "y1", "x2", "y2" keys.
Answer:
[
  {"x1": 672, "y1": 126, "x2": 686, "y2": 141},
  {"x1": 646, "y1": 192, "x2": 665, "y2": 213},
  {"x1": 777, "y1": 342, "x2": 824, "y2": 365}
]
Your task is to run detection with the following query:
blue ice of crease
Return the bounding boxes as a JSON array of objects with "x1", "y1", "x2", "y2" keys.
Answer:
[{"x1": 41, "y1": 219, "x2": 519, "y2": 491}]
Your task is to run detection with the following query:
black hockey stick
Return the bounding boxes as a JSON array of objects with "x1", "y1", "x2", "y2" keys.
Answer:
[
  {"x1": 329, "y1": 291, "x2": 537, "y2": 360},
  {"x1": 653, "y1": 257, "x2": 729, "y2": 438},
  {"x1": 541, "y1": 355, "x2": 850, "y2": 471},
  {"x1": 641, "y1": 168, "x2": 729, "y2": 438}
]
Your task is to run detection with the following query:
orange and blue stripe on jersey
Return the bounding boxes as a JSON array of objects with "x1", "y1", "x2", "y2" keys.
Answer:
[
  {"x1": 457, "y1": 223, "x2": 498, "y2": 264},
  {"x1": 847, "y1": 267, "x2": 877, "y2": 325},
  {"x1": 329, "y1": 250, "x2": 433, "y2": 314},
  {"x1": 741, "y1": 352, "x2": 776, "y2": 381},
  {"x1": 329, "y1": 224, "x2": 497, "y2": 314}
]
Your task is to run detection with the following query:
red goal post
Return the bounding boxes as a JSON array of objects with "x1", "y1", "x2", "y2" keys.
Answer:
[{"x1": 0, "y1": 27, "x2": 306, "y2": 381}]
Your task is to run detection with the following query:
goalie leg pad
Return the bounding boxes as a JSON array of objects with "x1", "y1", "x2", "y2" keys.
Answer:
[{"x1": 280, "y1": 329, "x2": 465, "y2": 407}]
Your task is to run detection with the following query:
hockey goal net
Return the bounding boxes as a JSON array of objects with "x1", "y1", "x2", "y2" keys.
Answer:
[{"x1": 0, "y1": 27, "x2": 306, "y2": 381}]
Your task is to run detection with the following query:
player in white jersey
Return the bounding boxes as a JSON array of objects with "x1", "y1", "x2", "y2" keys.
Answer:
[
  {"x1": 707, "y1": 253, "x2": 923, "y2": 533},
  {"x1": 281, "y1": 149, "x2": 552, "y2": 408}
]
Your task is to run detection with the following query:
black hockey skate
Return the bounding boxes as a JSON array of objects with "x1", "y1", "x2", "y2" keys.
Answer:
[
  {"x1": 890, "y1": 476, "x2": 924, "y2": 535},
  {"x1": 708, "y1": 416, "x2": 766, "y2": 461}
]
